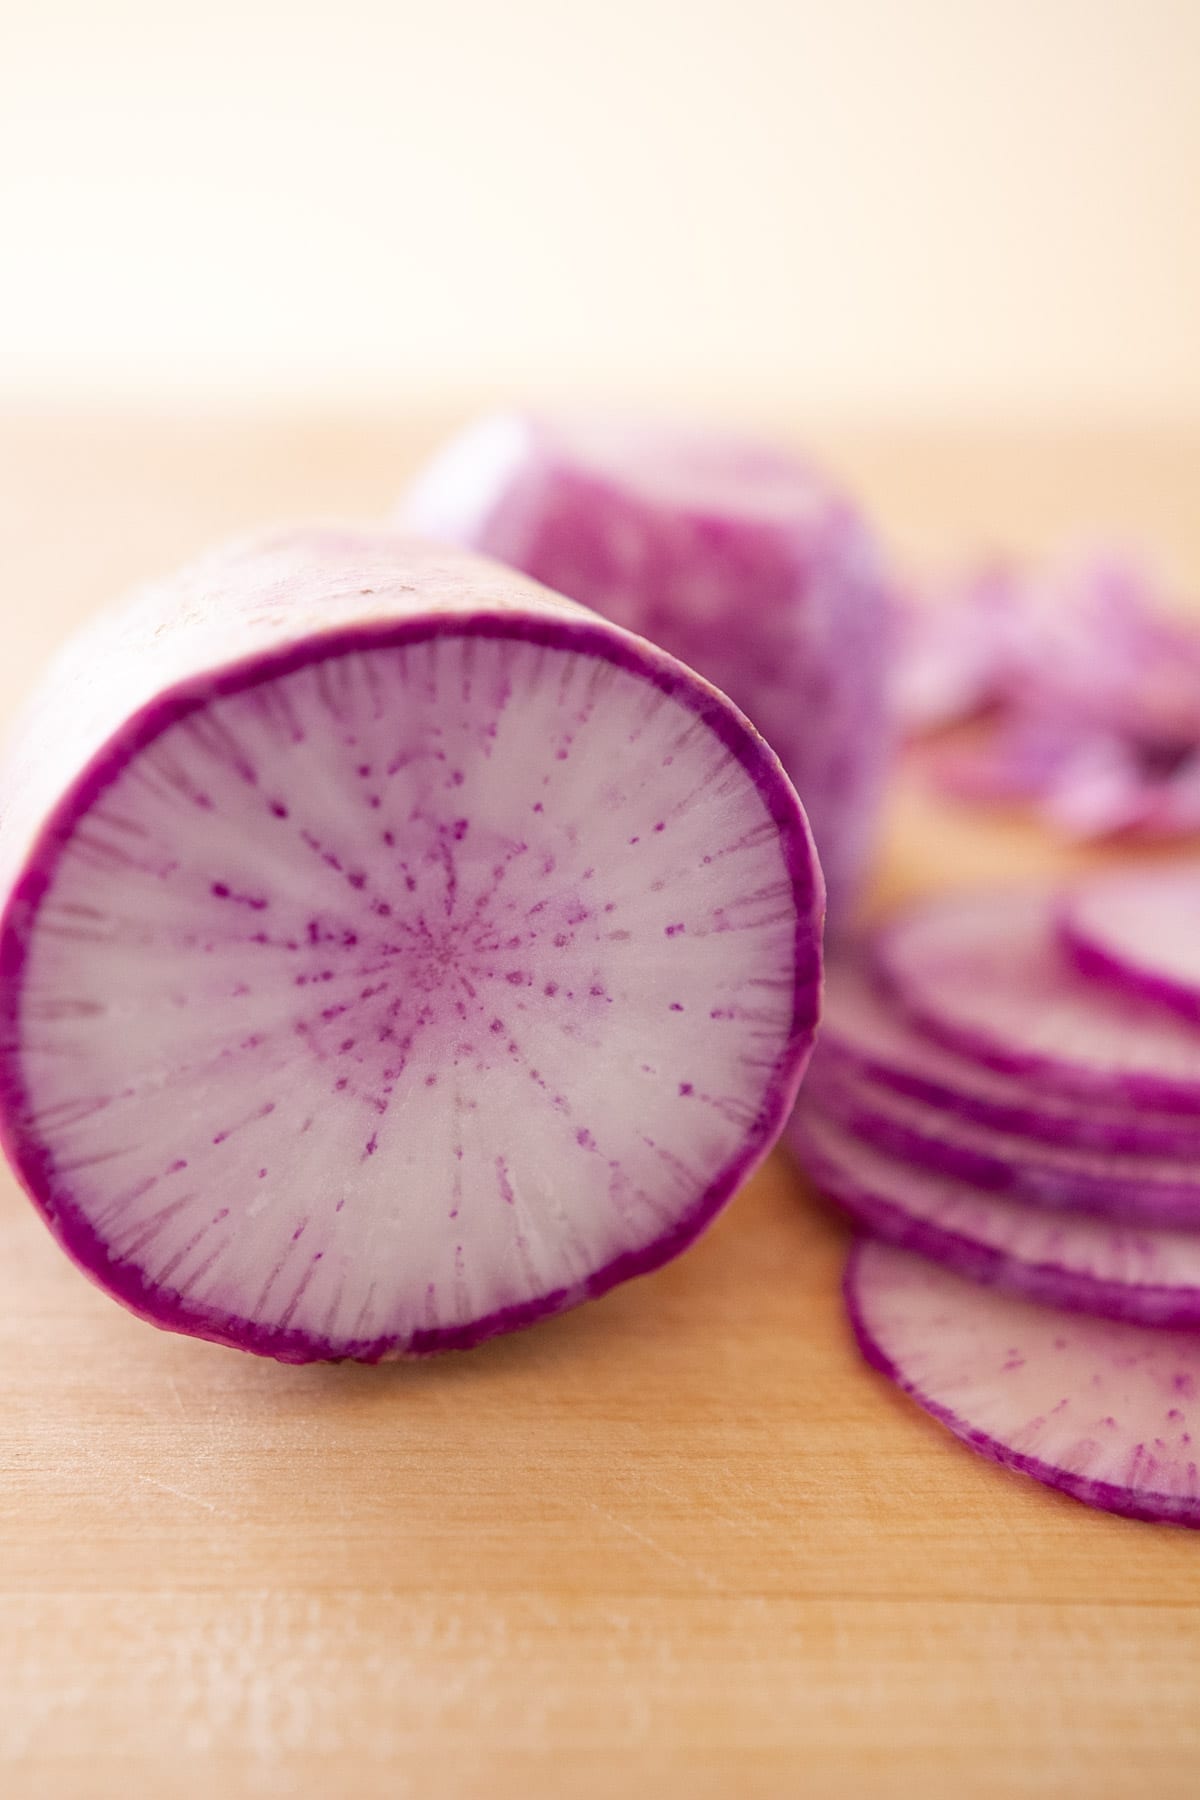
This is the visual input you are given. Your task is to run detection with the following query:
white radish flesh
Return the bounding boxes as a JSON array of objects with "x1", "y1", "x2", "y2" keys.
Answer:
[
  {"x1": 0, "y1": 528, "x2": 824, "y2": 1361},
  {"x1": 1061, "y1": 867, "x2": 1200, "y2": 1024},
  {"x1": 794, "y1": 1107, "x2": 1200, "y2": 1326},
  {"x1": 399, "y1": 412, "x2": 892, "y2": 919},
  {"x1": 875, "y1": 889, "x2": 1200, "y2": 1110},
  {"x1": 846, "y1": 1238, "x2": 1200, "y2": 1527}
]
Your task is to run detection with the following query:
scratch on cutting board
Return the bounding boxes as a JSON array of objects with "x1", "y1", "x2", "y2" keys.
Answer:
[
  {"x1": 582, "y1": 1497, "x2": 724, "y2": 1592},
  {"x1": 636, "y1": 1466, "x2": 776, "y2": 1544},
  {"x1": 139, "y1": 1473, "x2": 221, "y2": 1515}
]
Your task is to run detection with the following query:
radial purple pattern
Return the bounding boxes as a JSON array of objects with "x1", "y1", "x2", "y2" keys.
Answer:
[{"x1": 0, "y1": 530, "x2": 823, "y2": 1361}]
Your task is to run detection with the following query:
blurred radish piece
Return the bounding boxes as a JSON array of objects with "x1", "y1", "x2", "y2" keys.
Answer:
[
  {"x1": 400, "y1": 412, "x2": 892, "y2": 920},
  {"x1": 891, "y1": 560, "x2": 1022, "y2": 734},
  {"x1": 898, "y1": 548, "x2": 1200, "y2": 841}
]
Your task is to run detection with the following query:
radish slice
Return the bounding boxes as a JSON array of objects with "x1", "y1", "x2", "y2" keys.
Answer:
[
  {"x1": 808, "y1": 1060, "x2": 1200, "y2": 1224},
  {"x1": 1061, "y1": 868, "x2": 1200, "y2": 1024},
  {"x1": 820, "y1": 960, "x2": 1200, "y2": 1158},
  {"x1": 793, "y1": 1106, "x2": 1200, "y2": 1326},
  {"x1": 875, "y1": 889, "x2": 1200, "y2": 1110},
  {"x1": 399, "y1": 412, "x2": 892, "y2": 917},
  {"x1": 0, "y1": 527, "x2": 823, "y2": 1362},
  {"x1": 846, "y1": 1238, "x2": 1200, "y2": 1527}
]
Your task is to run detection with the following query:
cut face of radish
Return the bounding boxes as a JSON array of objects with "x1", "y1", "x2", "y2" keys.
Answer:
[
  {"x1": 399, "y1": 411, "x2": 892, "y2": 919},
  {"x1": 808, "y1": 1059, "x2": 1200, "y2": 1225},
  {"x1": 794, "y1": 1107, "x2": 1200, "y2": 1326},
  {"x1": 846, "y1": 1238, "x2": 1200, "y2": 1527},
  {"x1": 819, "y1": 960, "x2": 1200, "y2": 1158},
  {"x1": 1061, "y1": 868, "x2": 1200, "y2": 1024},
  {"x1": 875, "y1": 889, "x2": 1200, "y2": 1110},
  {"x1": 0, "y1": 528, "x2": 823, "y2": 1362}
]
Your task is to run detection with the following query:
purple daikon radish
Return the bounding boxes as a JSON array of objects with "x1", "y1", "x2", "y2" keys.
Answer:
[
  {"x1": 398, "y1": 412, "x2": 892, "y2": 919},
  {"x1": 0, "y1": 527, "x2": 824, "y2": 1362},
  {"x1": 875, "y1": 889, "x2": 1200, "y2": 1110},
  {"x1": 1060, "y1": 868, "x2": 1200, "y2": 1025},
  {"x1": 820, "y1": 960, "x2": 1200, "y2": 1157},
  {"x1": 793, "y1": 1106, "x2": 1200, "y2": 1326},
  {"x1": 807, "y1": 1058, "x2": 1200, "y2": 1225},
  {"x1": 846, "y1": 1238, "x2": 1200, "y2": 1526}
]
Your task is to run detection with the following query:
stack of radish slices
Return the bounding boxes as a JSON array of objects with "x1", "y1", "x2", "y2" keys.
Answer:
[{"x1": 790, "y1": 874, "x2": 1200, "y2": 1527}]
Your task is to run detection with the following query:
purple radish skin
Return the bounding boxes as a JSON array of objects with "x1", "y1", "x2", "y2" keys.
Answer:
[
  {"x1": 808, "y1": 1058, "x2": 1200, "y2": 1226},
  {"x1": 819, "y1": 960, "x2": 1200, "y2": 1158},
  {"x1": 1060, "y1": 868, "x2": 1200, "y2": 1026},
  {"x1": 399, "y1": 412, "x2": 892, "y2": 919},
  {"x1": 0, "y1": 527, "x2": 823, "y2": 1362},
  {"x1": 875, "y1": 888, "x2": 1200, "y2": 1111},
  {"x1": 846, "y1": 1237, "x2": 1200, "y2": 1527},
  {"x1": 793, "y1": 1106, "x2": 1200, "y2": 1327}
]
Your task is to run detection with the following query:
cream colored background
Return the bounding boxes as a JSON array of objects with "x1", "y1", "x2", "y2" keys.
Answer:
[{"x1": 2, "y1": 0, "x2": 1198, "y2": 422}]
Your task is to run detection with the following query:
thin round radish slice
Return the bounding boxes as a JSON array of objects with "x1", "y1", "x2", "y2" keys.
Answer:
[
  {"x1": 846, "y1": 1238, "x2": 1200, "y2": 1527},
  {"x1": 807, "y1": 1060, "x2": 1200, "y2": 1225},
  {"x1": 1060, "y1": 868, "x2": 1200, "y2": 1024},
  {"x1": 875, "y1": 888, "x2": 1200, "y2": 1110},
  {"x1": 0, "y1": 528, "x2": 823, "y2": 1363},
  {"x1": 792, "y1": 1106, "x2": 1200, "y2": 1326},
  {"x1": 820, "y1": 960, "x2": 1200, "y2": 1158},
  {"x1": 399, "y1": 411, "x2": 892, "y2": 918}
]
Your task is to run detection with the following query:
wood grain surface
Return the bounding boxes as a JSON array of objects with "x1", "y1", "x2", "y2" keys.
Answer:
[{"x1": 1, "y1": 414, "x2": 1199, "y2": 1800}]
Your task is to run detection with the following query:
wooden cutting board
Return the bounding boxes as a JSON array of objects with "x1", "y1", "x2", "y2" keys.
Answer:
[{"x1": 1, "y1": 415, "x2": 1198, "y2": 1799}]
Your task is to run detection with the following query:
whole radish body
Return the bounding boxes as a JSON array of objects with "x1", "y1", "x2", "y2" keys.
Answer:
[
  {"x1": 398, "y1": 413, "x2": 891, "y2": 919},
  {"x1": 0, "y1": 528, "x2": 824, "y2": 1361}
]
